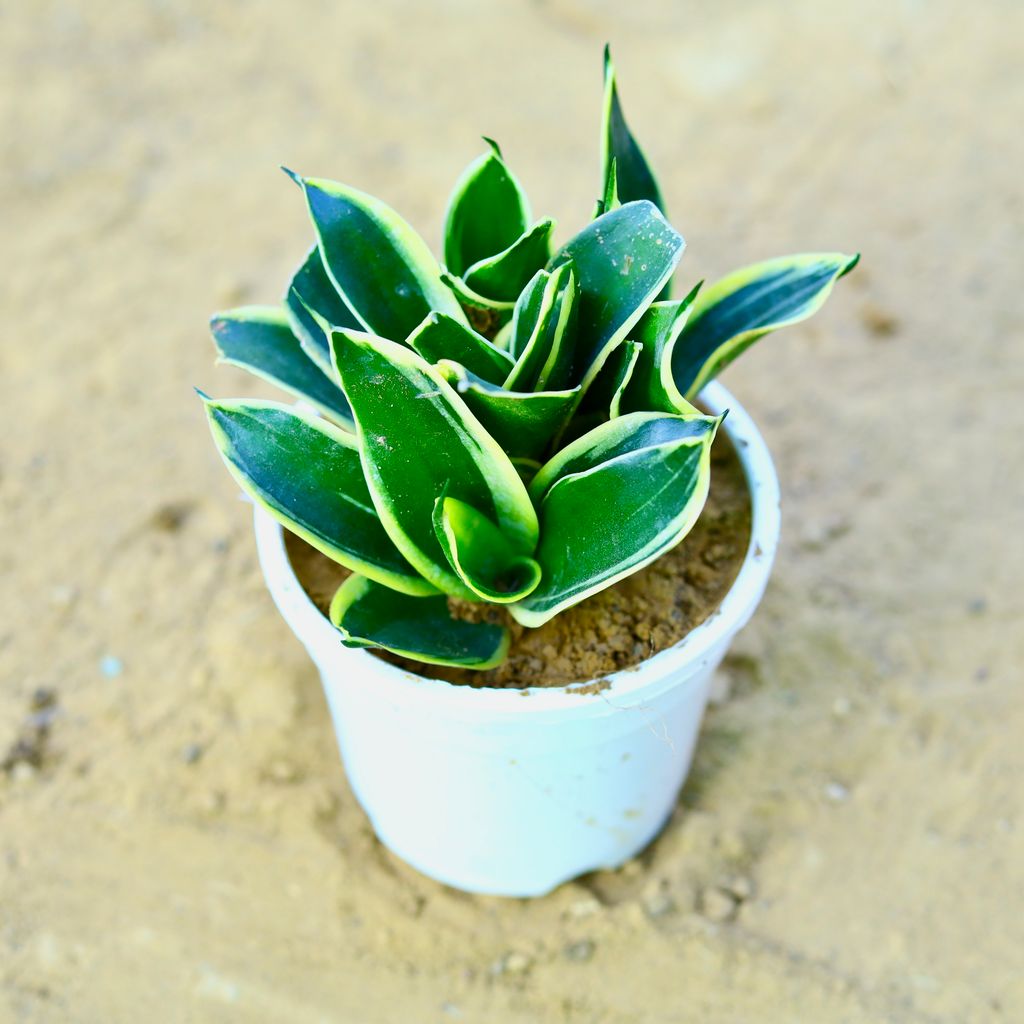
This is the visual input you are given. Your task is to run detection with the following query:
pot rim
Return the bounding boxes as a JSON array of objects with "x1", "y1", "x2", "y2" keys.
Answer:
[{"x1": 253, "y1": 379, "x2": 780, "y2": 716}]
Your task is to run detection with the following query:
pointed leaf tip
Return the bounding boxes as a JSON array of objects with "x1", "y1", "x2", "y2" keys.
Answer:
[
  {"x1": 194, "y1": 386, "x2": 212, "y2": 402},
  {"x1": 481, "y1": 136, "x2": 503, "y2": 158},
  {"x1": 280, "y1": 166, "x2": 302, "y2": 186}
]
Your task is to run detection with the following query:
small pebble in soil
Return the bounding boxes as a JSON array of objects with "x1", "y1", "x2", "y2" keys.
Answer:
[
  {"x1": 720, "y1": 875, "x2": 754, "y2": 902},
  {"x1": 266, "y1": 758, "x2": 302, "y2": 784},
  {"x1": 701, "y1": 888, "x2": 738, "y2": 923},
  {"x1": 492, "y1": 952, "x2": 532, "y2": 976},
  {"x1": 825, "y1": 781, "x2": 850, "y2": 803},
  {"x1": 30, "y1": 687, "x2": 58, "y2": 712},
  {"x1": 566, "y1": 896, "x2": 602, "y2": 919},
  {"x1": 100, "y1": 655, "x2": 124, "y2": 678},
  {"x1": 564, "y1": 939, "x2": 595, "y2": 963},
  {"x1": 181, "y1": 743, "x2": 204, "y2": 765},
  {"x1": 50, "y1": 585, "x2": 78, "y2": 609},
  {"x1": 642, "y1": 890, "x2": 675, "y2": 919},
  {"x1": 832, "y1": 696, "x2": 852, "y2": 717}
]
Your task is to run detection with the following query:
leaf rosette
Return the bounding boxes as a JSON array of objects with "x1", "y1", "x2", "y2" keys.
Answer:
[{"x1": 200, "y1": 49, "x2": 857, "y2": 669}]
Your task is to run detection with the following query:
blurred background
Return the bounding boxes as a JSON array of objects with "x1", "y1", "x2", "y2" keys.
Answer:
[{"x1": 1, "y1": 1, "x2": 1021, "y2": 1021}]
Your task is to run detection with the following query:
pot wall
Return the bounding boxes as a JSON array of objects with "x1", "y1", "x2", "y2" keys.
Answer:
[{"x1": 254, "y1": 381, "x2": 780, "y2": 896}]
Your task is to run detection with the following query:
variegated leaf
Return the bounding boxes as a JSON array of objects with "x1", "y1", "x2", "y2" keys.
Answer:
[
  {"x1": 440, "y1": 270, "x2": 517, "y2": 314},
  {"x1": 201, "y1": 398, "x2": 432, "y2": 595},
  {"x1": 284, "y1": 246, "x2": 361, "y2": 375},
  {"x1": 511, "y1": 411, "x2": 720, "y2": 627},
  {"x1": 331, "y1": 329, "x2": 539, "y2": 598},
  {"x1": 504, "y1": 263, "x2": 578, "y2": 392},
  {"x1": 462, "y1": 219, "x2": 555, "y2": 303},
  {"x1": 209, "y1": 307, "x2": 352, "y2": 425},
  {"x1": 619, "y1": 284, "x2": 703, "y2": 415},
  {"x1": 407, "y1": 312, "x2": 514, "y2": 385},
  {"x1": 673, "y1": 252, "x2": 860, "y2": 398},
  {"x1": 285, "y1": 169, "x2": 467, "y2": 342},
  {"x1": 550, "y1": 201, "x2": 684, "y2": 389},
  {"x1": 436, "y1": 360, "x2": 580, "y2": 461},
  {"x1": 601, "y1": 47, "x2": 664, "y2": 214},
  {"x1": 433, "y1": 495, "x2": 542, "y2": 603},
  {"x1": 577, "y1": 339, "x2": 642, "y2": 421},
  {"x1": 443, "y1": 138, "x2": 531, "y2": 277},
  {"x1": 330, "y1": 575, "x2": 509, "y2": 669}
]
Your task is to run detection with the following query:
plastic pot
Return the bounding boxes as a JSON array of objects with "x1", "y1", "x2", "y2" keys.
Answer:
[{"x1": 253, "y1": 380, "x2": 780, "y2": 897}]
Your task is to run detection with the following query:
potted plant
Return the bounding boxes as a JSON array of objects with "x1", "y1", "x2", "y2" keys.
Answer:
[{"x1": 200, "y1": 48, "x2": 857, "y2": 897}]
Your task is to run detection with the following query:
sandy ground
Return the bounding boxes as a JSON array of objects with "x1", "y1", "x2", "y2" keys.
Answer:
[{"x1": 1, "y1": 2, "x2": 1021, "y2": 1021}]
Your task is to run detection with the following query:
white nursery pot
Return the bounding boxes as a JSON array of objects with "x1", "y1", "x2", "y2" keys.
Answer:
[{"x1": 253, "y1": 381, "x2": 780, "y2": 897}]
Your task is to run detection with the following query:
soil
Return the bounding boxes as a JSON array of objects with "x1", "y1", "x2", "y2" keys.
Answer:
[
  {"x1": 3, "y1": 4, "x2": 1023, "y2": 1023},
  {"x1": 286, "y1": 432, "x2": 751, "y2": 687}
]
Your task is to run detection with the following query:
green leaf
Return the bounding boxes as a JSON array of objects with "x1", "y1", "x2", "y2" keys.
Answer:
[
  {"x1": 550, "y1": 201, "x2": 684, "y2": 389},
  {"x1": 597, "y1": 157, "x2": 621, "y2": 218},
  {"x1": 407, "y1": 312, "x2": 514, "y2": 385},
  {"x1": 440, "y1": 270, "x2": 517, "y2": 313},
  {"x1": 285, "y1": 170, "x2": 467, "y2": 343},
  {"x1": 210, "y1": 306, "x2": 352, "y2": 426},
  {"x1": 284, "y1": 246, "x2": 361, "y2": 375},
  {"x1": 504, "y1": 263, "x2": 578, "y2": 392},
  {"x1": 619, "y1": 284, "x2": 703, "y2": 416},
  {"x1": 673, "y1": 252, "x2": 860, "y2": 398},
  {"x1": 528, "y1": 410, "x2": 716, "y2": 503},
  {"x1": 436, "y1": 360, "x2": 581, "y2": 461},
  {"x1": 331, "y1": 329, "x2": 539, "y2": 598},
  {"x1": 330, "y1": 575, "x2": 509, "y2": 669},
  {"x1": 433, "y1": 495, "x2": 542, "y2": 603},
  {"x1": 443, "y1": 139, "x2": 531, "y2": 277},
  {"x1": 511, "y1": 412, "x2": 721, "y2": 627},
  {"x1": 577, "y1": 340, "x2": 642, "y2": 421},
  {"x1": 601, "y1": 46, "x2": 664, "y2": 214},
  {"x1": 202, "y1": 398, "x2": 433, "y2": 595},
  {"x1": 462, "y1": 219, "x2": 555, "y2": 303}
]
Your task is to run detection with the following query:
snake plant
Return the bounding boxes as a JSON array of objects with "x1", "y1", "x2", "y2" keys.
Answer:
[{"x1": 201, "y1": 48, "x2": 857, "y2": 670}]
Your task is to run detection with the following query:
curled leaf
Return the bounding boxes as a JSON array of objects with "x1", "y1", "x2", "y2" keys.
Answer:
[
  {"x1": 433, "y1": 495, "x2": 542, "y2": 603},
  {"x1": 673, "y1": 252, "x2": 860, "y2": 398},
  {"x1": 330, "y1": 575, "x2": 509, "y2": 669}
]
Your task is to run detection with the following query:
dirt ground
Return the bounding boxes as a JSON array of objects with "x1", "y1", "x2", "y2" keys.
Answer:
[{"x1": 2, "y1": 2, "x2": 1021, "y2": 1021}]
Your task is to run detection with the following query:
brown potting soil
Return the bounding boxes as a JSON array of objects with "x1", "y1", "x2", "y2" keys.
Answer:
[{"x1": 286, "y1": 431, "x2": 751, "y2": 688}]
